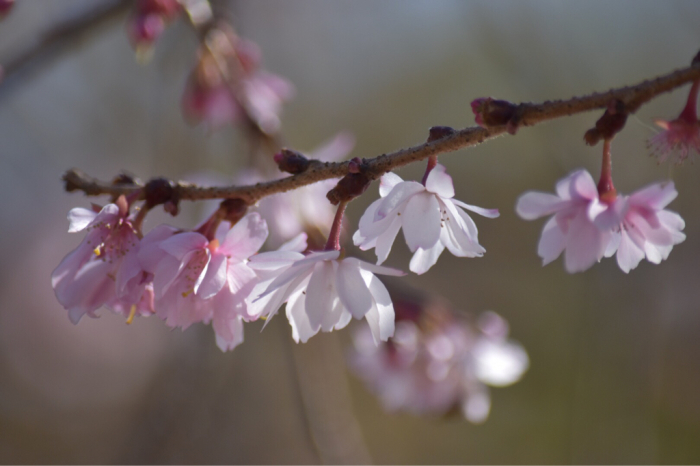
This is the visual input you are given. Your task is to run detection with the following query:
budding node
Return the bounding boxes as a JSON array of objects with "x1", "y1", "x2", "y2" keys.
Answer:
[
  {"x1": 274, "y1": 149, "x2": 311, "y2": 174},
  {"x1": 584, "y1": 99, "x2": 628, "y2": 146}
]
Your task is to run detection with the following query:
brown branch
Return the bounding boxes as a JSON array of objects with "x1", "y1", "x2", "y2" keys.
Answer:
[
  {"x1": 63, "y1": 62, "x2": 700, "y2": 206},
  {"x1": 0, "y1": 0, "x2": 131, "y2": 94}
]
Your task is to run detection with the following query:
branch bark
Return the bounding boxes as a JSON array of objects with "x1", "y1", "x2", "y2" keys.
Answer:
[{"x1": 63, "y1": 62, "x2": 700, "y2": 205}]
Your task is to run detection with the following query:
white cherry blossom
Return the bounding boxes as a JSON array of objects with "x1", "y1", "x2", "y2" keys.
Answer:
[
  {"x1": 353, "y1": 164, "x2": 499, "y2": 275},
  {"x1": 251, "y1": 250, "x2": 404, "y2": 344}
]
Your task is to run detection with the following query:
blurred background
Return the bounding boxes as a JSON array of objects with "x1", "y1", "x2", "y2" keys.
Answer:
[{"x1": 1, "y1": 0, "x2": 700, "y2": 463}]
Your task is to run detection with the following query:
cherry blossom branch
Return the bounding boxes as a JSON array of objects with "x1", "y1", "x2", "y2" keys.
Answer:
[
  {"x1": 0, "y1": 0, "x2": 130, "y2": 93},
  {"x1": 62, "y1": 62, "x2": 700, "y2": 206}
]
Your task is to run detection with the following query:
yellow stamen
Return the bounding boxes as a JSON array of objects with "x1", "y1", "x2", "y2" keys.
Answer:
[
  {"x1": 94, "y1": 247, "x2": 101, "y2": 256},
  {"x1": 126, "y1": 305, "x2": 137, "y2": 325},
  {"x1": 260, "y1": 315, "x2": 267, "y2": 321},
  {"x1": 182, "y1": 289, "x2": 193, "y2": 298}
]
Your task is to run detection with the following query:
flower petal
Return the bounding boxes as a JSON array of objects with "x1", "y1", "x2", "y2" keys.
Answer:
[
  {"x1": 629, "y1": 181, "x2": 677, "y2": 210},
  {"x1": 452, "y1": 199, "x2": 500, "y2": 218},
  {"x1": 305, "y1": 261, "x2": 336, "y2": 330},
  {"x1": 376, "y1": 181, "x2": 424, "y2": 219},
  {"x1": 537, "y1": 216, "x2": 566, "y2": 266},
  {"x1": 409, "y1": 241, "x2": 445, "y2": 275},
  {"x1": 424, "y1": 164, "x2": 455, "y2": 199},
  {"x1": 196, "y1": 252, "x2": 228, "y2": 299},
  {"x1": 336, "y1": 258, "x2": 374, "y2": 319},
  {"x1": 160, "y1": 232, "x2": 208, "y2": 259},
  {"x1": 379, "y1": 172, "x2": 404, "y2": 197},
  {"x1": 219, "y1": 213, "x2": 268, "y2": 260},
  {"x1": 67, "y1": 208, "x2": 98, "y2": 232},
  {"x1": 287, "y1": 290, "x2": 317, "y2": 343},
  {"x1": 375, "y1": 216, "x2": 402, "y2": 265},
  {"x1": 402, "y1": 192, "x2": 442, "y2": 251},
  {"x1": 515, "y1": 192, "x2": 566, "y2": 220}
]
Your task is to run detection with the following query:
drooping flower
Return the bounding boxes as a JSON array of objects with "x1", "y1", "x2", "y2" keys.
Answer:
[
  {"x1": 251, "y1": 250, "x2": 404, "y2": 344},
  {"x1": 516, "y1": 169, "x2": 624, "y2": 273},
  {"x1": 181, "y1": 30, "x2": 294, "y2": 132},
  {"x1": 606, "y1": 182, "x2": 686, "y2": 273},
  {"x1": 126, "y1": 0, "x2": 181, "y2": 58},
  {"x1": 353, "y1": 164, "x2": 499, "y2": 275},
  {"x1": 648, "y1": 80, "x2": 700, "y2": 164},
  {"x1": 138, "y1": 213, "x2": 268, "y2": 351},
  {"x1": 52, "y1": 197, "x2": 142, "y2": 324},
  {"x1": 348, "y1": 308, "x2": 528, "y2": 423}
]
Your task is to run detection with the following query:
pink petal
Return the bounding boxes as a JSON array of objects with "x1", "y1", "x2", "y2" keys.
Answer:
[
  {"x1": 196, "y1": 252, "x2": 228, "y2": 299},
  {"x1": 226, "y1": 261, "x2": 257, "y2": 294},
  {"x1": 278, "y1": 233, "x2": 308, "y2": 252},
  {"x1": 629, "y1": 181, "x2": 678, "y2": 210},
  {"x1": 424, "y1": 164, "x2": 455, "y2": 199},
  {"x1": 569, "y1": 170, "x2": 598, "y2": 200},
  {"x1": 219, "y1": 213, "x2": 268, "y2": 260},
  {"x1": 616, "y1": 230, "x2": 645, "y2": 273},
  {"x1": 115, "y1": 250, "x2": 143, "y2": 297},
  {"x1": 537, "y1": 217, "x2": 566, "y2": 266},
  {"x1": 515, "y1": 192, "x2": 566, "y2": 220},
  {"x1": 214, "y1": 314, "x2": 245, "y2": 352},
  {"x1": 336, "y1": 259, "x2": 374, "y2": 319},
  {"x1": 563, "y1": 210, "x2": 606, "y2": 273},
  {"x1": 248, "y1": 251, "x2": 305, "y2": 271},
  {"x1": 402, "y1": 193, "x2": 441, "y2": 251},
  {"x1": 160, "y1": 232, "x2": 208, "y2": 259}
]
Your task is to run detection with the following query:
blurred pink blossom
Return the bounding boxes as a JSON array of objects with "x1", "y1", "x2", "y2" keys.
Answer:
[
  {"x1": 349, "y1": 310, "x2": 528, "y2": 423},
  {"x1": 354, "y1": 164, "x2": 499, "y2": 275},
  {"x1": 126, "y1": 0, "x2": 181, "y2": 55},
  {"x1": 649, "y1": 80, "x2": 700, "y2": 164}
]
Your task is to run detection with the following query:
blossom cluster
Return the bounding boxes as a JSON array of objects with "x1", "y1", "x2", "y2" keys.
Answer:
[
  {"x1": 516, "y1": 169, "x2": 685, "y2": 273},
  {"x1": 349, "y1": 304, "x2": 528, "y2": 423}
]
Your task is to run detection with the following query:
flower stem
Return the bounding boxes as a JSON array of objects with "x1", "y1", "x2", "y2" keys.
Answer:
[
  {"x1": 597, "y1": 139, "x2": 617, "y2": 202},
  {"x1": 421, "y1": 155, "x2": 438, "y2": 185},
  {"x1": 325, "y1": 202, "x2": 347, "y2": 251},
  {"x1": 679, "y1": 80, "x2": 700, "y2": 121}
]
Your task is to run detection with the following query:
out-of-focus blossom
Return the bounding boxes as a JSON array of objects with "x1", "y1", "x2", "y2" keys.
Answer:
[
  {"x1": 516, "y1": 169, "x2": 623, "y2": 273},
  {"x1": 139, "y1": 213, "x2": 268, "y2": 351},
  {"x1": 649, "y1": 80, "x2": 700, "y2": 164},
  {"x1": 349, "y1": 308, "x2": 528, "y2": 423},
  {"x1": 606, "y1": 182, "x2": 685, "y2": 273},
  {"x1": 126, "y1": 0, "x2": 182, "y2": 59},
  {"x1": 354, "y1": 164, "x2": 499, "y2": 275},
  {"x1": 252, "y1": 250, "x2": 404, "y2": 344},
  {"x1": 253, "y1": 132, "x2": 355, "y2": 247},
  {"x1": 0, "y1": 0, "x2": 15, "y2": 19},
  {"x1": 52, "y1": 197, "x2": 142, "y2": 324},
  {"x1": 181, "y1": 29, "x2": 294, "y2": 133},
  {"x1": 517, "y1": 169, "x2": 685, "y2": 273}
]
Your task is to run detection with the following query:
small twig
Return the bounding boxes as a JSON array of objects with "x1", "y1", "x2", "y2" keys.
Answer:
[
  {"x1": 63, "y1": 63, "x2": 700, "y2": 205},
  {"x1": 0, "y1": 0, "x2": 131, "y2": 95}
]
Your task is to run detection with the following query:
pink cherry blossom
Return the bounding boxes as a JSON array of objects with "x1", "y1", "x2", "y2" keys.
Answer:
[
  {"x1": 517, "y1": 169, "x2": 685, "y2": 273},
  {"x1": 251, "y1": 250, "x2": 404, "y2": 344},
  {"x1": 126, "y1": 0, "x2": 181, "y2": 54},
  {"x1": 516, "y1": 169, "x2": 624, "y2": 273},
  {"x1": 52, "y1": 198, "x2": 142, "y2": 324},
  {"x1": 139, "y1": 213, "x2": 268, "y2": 351},
  {"x1": 353, "y1": 164, "x2": 499, "y2": 275},
  {"x1": 348, "y1": 310, "x2": 528, "y2": 423},
  {"x1": 606, "y1": 182, "x2": 686, "y2": 273},
  {"x1": 648, "y1": 80, "x2": 700, "y2": 164},
  {"x1": 181, "y1": 36, "x2": 294, "y2": 132}
]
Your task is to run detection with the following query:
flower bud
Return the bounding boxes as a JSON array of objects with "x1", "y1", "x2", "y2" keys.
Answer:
[
  {"x1": 471, "y1": 97, "x2": 518, "y2": 128},
  {"x1": 144, "y1": 177, "x2": 176, "y2": 209},
  {"x1": 584, "y1": 99, "x2": 628, "y2": 146},
  {"x1": 327, "y1": 173, "x2": 372, "y2": 205},
  {"x1": 273, "y1": 149, "x2": 311, "y2": 174},
  {"x1": 427, "y1": 126, "x2": 456, "y2": 142}
]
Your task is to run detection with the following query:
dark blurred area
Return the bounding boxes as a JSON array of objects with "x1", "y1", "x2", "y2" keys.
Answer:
[{"x1": 1, "y1": 0, "x2": 700, "y2": 463}]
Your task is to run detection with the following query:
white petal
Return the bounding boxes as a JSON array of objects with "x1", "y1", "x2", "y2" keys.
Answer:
[
  {"x1": 375, "y1": 216, "x2": 402, "y2": 265},
  {"x1": 219, "y1": 213, "x2": 268, "y2": 261},
  {"x1": 305, "y1": 261, "x2": 336, "y2": 330},
  {"x1": 336, "y1": 259, "x2": 373, "y2": 319},
  {"x1": 409, "y1": 241, "x2": 445, "y2": 275},
  {"x1": 402, "y1": 192, "x2": 442, "y2": 251},
  {"x1": 286, "y1": 290, "x2": 317, "y2": 343},
  {"x1": 379, "y1": 172, "x2": 404, "y2": 197},
  {"x1": 376, "y1": 181, "x2": 424, "y2": 219},
  {"x1": 357, "y1": 260, "x2": 406, "y2": 277},
  {"x1": 452, "y1": 199, "x2": 500, "y2": 218},
  {"x1": 278, "y1": 233, "x2": 308, "y2": 252},
  {"x1": 363, "y1": 271, "x2": 395, "y2": 342},
  {"x1": 67, "y1": 208, "x2": 97, "y2": 232},
  {"x1": 616, "y1": 230, "x2": 645, "y2": 273},
  {"x1": 424, "y1": 164, "x2": 455, "y2": 198}
]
